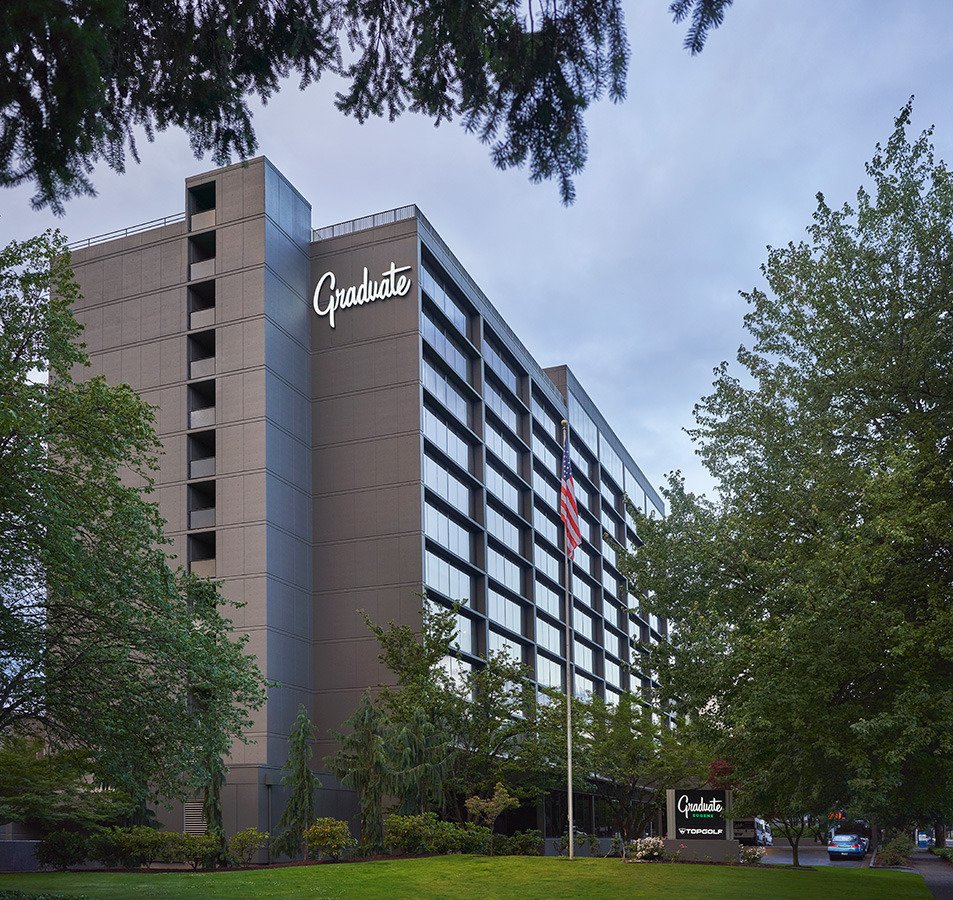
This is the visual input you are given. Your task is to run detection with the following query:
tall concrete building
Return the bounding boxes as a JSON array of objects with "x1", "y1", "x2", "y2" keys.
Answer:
[{"x1": 68, "y1": 158, "x2": 667, "y2": 837}]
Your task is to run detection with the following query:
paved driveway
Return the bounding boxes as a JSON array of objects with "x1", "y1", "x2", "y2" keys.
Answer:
[
  {"x1": 911, "y1": 851, "x2": 953, "y2": 899},
  {"x1": 763, "y1": 844, "x2": 867, "y2": 868}
]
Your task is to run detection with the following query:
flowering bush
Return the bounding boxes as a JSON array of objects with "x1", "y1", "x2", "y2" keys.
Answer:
[
  {"x1": 739, "y1": 845, "x2": 766, "y2": 864},
  {"x1": 629, "y1": 836, "x2": 667, "y2": 861}
]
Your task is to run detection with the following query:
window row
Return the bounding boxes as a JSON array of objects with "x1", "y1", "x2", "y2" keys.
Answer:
[
  {"x1": 425, "y1": 550, "x2": 472, "y2": 604},
  {"x1": 487, "y1": 547, "x2": 523, "y2": 595},
  {"x1": 424, "y1": 501, "x2": 472, "y2": 562},
  {"x1": 421, "y1": 265, "x2": 468, "y2": 335},
  {"x1": 486, "y1": 420, "x2": 520, "y2": 472},
  {"x1": 484, "y1": 339, "x2": 520, "y2": 394},
  {"x1": 423, "y1": 357, "x2": 469, "y2": 426},
  {"x1": 487, "y1": 505, "x2": 522, "y2": 554},
  {"x1": 424, "y1": 455, "x2": 470, "y2": 515},
  {"x1": 486, "y1": 463, "x2": 521, "y2": 515},
  {"x1": 422, "y1": 405, "x2": 470, "y2": 471},
  {"x1": 423, "y1": 307, "x2": 470, "y2": 381},
  {"x1": 485, "y1": 381, "x2": 520, "y2": 433},
  {"x1": 488, "y1": 589, "x2": 523, "y2": 634}
]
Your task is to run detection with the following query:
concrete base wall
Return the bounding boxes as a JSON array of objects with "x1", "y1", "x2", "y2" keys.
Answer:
[
  {"x1": 664, "y1": 838, "x2": 739, "y2": 862},
  {"x1": 0, "y1": 841, "x2": 39, "y2": 873}
]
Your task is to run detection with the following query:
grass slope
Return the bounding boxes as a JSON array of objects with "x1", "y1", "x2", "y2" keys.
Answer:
[{"x1": 0, "y1": 855, "x2": 929, "y2": 899}]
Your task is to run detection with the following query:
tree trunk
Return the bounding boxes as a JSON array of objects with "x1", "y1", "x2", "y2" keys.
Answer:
[
  {"x1": 791, "y1": 834, "x2": 800, "y2": 868},
  {"x1": 935, "y1": 821, "x2": 947, "y2": 848}
]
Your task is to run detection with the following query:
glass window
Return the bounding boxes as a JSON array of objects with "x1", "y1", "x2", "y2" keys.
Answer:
[
  {"x1": 535, "y1": 577, "x2": 561, "y2": 618},
  {"x1": 573, "y1": 606, "x2": 593, "y2": 640},
  {"x1": 605, "y1": 687, "x2": 621, "y2": 707},
  {"x1": 422, "y1": 405, "x2": 470, "y2": 471},
  {"x1": 574, "y1": 640, "x2": 594, "y2": 673},
  {"x1": 440, "y1": 654, "x2": 473, "y2": 691},
  {"x1": 484, "y1": 339, "x2": 520, "y2": 394},
  {"x1": 454, "y1": 611, "x2": 474, "y2": 654},
  {"x1": 536, "y1": 616, "x2": 563, "y2": 655},
  {"x1": 574, "y1": 671, "x2": 594, "y2": 699},
  {"x1": 600, "y1": 439, "x2": 624, "y2": 489},
  {"x1": 570, "y1": 441, "x2": 592, "y2": 482},
  {"x1": 424, "y1": 455, "x2": 471, "y2": 515},
  {"x1": 485, "y1": 381, "x2": 520, "y2": 433},
  {"x1": 535, "y1": 541, "x2": 562, "y2": 584},
  {"x1": 568, "y1": 393, "x2": 598, "y2": 455},
  {"x1": 572, "y1": 574, "x2": 593, "y2": 608},
  {"x1": 486, "y1": 462, "x2": 521, "y2": 515},
  {"x1": 600, "y1": 478, "x2": 618, "y2": 513},
  {"x1": 424, "y1": 501, "x2": 472, "y2": 561},
  {"x1": 486, "y1": 421, "x2": 520, "y2": 472},
  {"x1": 532, "y1": 394, "x2": 561, "y2": 440},
  {"x1": 604, "y1": 628, "x2": 625, "y2": 660},
  {"x1": 487, "y1": 547, "x2": 523, "y2": 595},
  {"x1": 487, "y1": 504, "x2": 522, "y2": 554},
  {"x1": 602, "y1": 567, "x2": 618, "y2": 599},
  {"x1": 421, "y1": 265, "x2": 468, "y2": 335},
  {"x1": 422, "y1": 357, "x2": 469, "y2": 426},
  {"x1": 425, "y1": 550, "x2": 472, "y2": 604},
  {"x1": 537, "y1": 653, "x2": 564, "y2": 690},
  {"x1": 532, "y1": 431, "x2": 560, "y2": 478},
  {"x1": 533, "y1": 505, "x2": 559, "y2": 547},
  {"x1": 605, "y1": 658, "x2": 622, "y2": 689},
  {"x1": 574, "y1": 545, "x2": 593, "y2": 577},
  {"x1": 602, "y1": 539, "x2": 618, "y2": 570},
  {"x1": 575, "y1": 511, "x2": 591, "y2": 544},
  {"x1": 532, "y1": 467, "x2": 559, "y2": 510},
  {"x1": 488, "y1": 589, "x2": 524, "y2": 634},
  {"x1": 489, "y1": 628, "x2": 523, "y2": 661},
  {"x1": 422, "y1": 307, "x2": 469, "y2": 381}
]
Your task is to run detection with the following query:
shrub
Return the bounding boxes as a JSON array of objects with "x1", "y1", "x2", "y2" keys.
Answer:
[
  {"x1": 303, "y1": 818, "x2": 356, "y2": 861},
  {"x1": 384, "y1": 813, "x2": 437, "y2": 855},
  {"x1": 459, "y1": 823, "x2": 492, "y2": 855},
  {"x1": 35, "y1": 831, "x2": 89, "y2": 870},
  {"x1": 609, "y1": 836, "x2": 624, "y2": 858},
  {"x1": 229, "y1": 827, "x2": 270, "y2": 866},
  {"x1": 629, "y1": 836, "x2": 667, "y2": 861},
  {"x1": 428, "y1": 819, "x2": 463, "y2": 855},
  {"x1": 877, "y1": 834, "x2": 914, "y2": 867},
  {"x1": 739, "y1": 845, "x2": 766, "y2": 865},
  {"x1": 492, "y1": 829, "x2": 543, "y2": 856},
  {"x1": 587, "y1": 833, "x2": 600, "y2": 856},
  {"x1": 931, "y1": 846, "x2": 953, "y2": 862},
  {"x1": 185, "y1": 833, "x2": 223, "y2": 869}
]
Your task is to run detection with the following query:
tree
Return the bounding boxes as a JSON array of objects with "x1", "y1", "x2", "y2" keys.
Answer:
[
  {"x1": 619, "y1": 103, "x2": 953, "y2": 836},
  {"x1": 0, "y1": 736, "x2": 132, "y2": 832},
  {"x1": 272, "y1": 705, "x2": 321, "y2": 860},
  {"x1": 465, "y1": 782, "x2": 519, "y2": 852},
  {"x1": 1, "y1": 2, "x2": 734, "y2": 212},
  {"x1": 586, "y1": 693, "x2": 706, "y2": 845},
  {"x1": 327, "y1": 691, "x2": 392, "y2": 851},
  {"x1": 388, "y1": 706, "x2": 455, "y2": 816},
  {"x1": 202, "y1": 753, "x2": 227, "y2": 865},
  {"x1": 0, "y1": 231, "x2": 266, "y2": 806}
]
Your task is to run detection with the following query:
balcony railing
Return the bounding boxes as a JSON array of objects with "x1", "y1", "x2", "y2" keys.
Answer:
[
  {"x1": 189, "y1": 508, "x2": 216, "y2": 530},
  {"x1": 190, "y1": 259, "x2": 215, "y2": 281},
  {"x1": 189, "y1": 357, "x2": 215, "y2": 379},
  {"x1": 189, "y1": 407, "x2": 215, "y2": 429},
  {"x1": 190, "y1": 209, "x2": 216, "y2": 232},
  {"x1": 189, "y1": 456, "x2": 216, "y2": 479},
  {"x1": 190, "y1": 308, "x2": 215, "y2": 330}
]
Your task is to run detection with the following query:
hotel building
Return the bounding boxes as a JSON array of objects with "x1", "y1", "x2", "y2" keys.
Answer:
[{"x1": 67, "y1": 158, "x2": 668, "y2": 837}]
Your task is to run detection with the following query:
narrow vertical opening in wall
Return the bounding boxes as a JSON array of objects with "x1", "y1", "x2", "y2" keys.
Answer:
[
  {"x1": 187, "y1": 379, "x2": 216, "y2": 429},
  {"x1": 188, "y1": 280, "x2": 215, "y2": 329},
  {"x1": 187, "y1": 531, "x2": 216, "y2": 578},
  {"x1": 187, "y1": 330, "x2": 215, "y2": 379},
  {"x1": 188, "y1": 431, "x2": 216, "y2": 479},
  {"x1": 187, "y1": 481, "x2": 216, "y2": 530},
  {"x1": 188, "y1": 182, "x2": 216, "y2": 231}
]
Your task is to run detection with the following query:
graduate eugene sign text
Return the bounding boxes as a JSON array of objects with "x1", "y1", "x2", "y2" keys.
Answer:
[{"x1": 313, "y1": 262, "x2": 412, "y2": 328}]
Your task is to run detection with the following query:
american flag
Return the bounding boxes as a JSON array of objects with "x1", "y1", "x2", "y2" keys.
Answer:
[{"x1": 560, "y1": 432, "x2": 581, "y2": 559}]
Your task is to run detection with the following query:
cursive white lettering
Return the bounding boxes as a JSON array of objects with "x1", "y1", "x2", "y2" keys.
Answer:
[{"x1": 313, "y1": 263, "x2": 413, "y2": 328}]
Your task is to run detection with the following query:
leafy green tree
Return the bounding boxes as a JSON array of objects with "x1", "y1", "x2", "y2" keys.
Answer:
[
  {"x1": 586, "y1": 693, "x2": 706, "y2": 845},
  {"x1": 0, "y1": 230, "x2": 266, "y2": 807},
  {"x1": 362, "y1": 601, "x2": 550, "y2": 821},
  {"x1": 327, "y1": 691, "x2": 392, "y2": 851},
  {"x1": 465, "y1": 782, "x2": 519, "y2": 853},
  {"x1": 389, "y1": 706, "x2": 455, "y2": 816},
  {"x1": 272, "y1": 705, "x2": 321, "y2": 860},
  {"x1": 1, "y1": 2, "x2": 735, "y2": 212},
  {"x1": 619, "y1": 103, "x2": 953, "y2": 835},
  {"x1": 0, "y1": 736, "x2": 132, "y2": 831},
  {"x1": 202, "y1": 753, "x2": 227, "y2": 865}
]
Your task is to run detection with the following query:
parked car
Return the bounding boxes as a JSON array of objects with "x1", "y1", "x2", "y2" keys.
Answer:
[
  {"x1": 828, "y1": 834, "x2": 866, "y2": 861},
  {"x1": 733, "y1": 818, "x2": 773, "y2": 846}
]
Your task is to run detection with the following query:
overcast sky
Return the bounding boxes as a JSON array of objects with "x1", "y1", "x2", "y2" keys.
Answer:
[{"x1": 2, "y1": 0, "x2": 951, "y2": 499}]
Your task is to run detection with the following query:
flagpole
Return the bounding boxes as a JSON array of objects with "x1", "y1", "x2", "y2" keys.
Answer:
[{"x1": 561, "y1": 419, "x2": 575, "y2": 860}]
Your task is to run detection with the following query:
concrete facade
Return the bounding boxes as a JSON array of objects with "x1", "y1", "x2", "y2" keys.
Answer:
[{"x1": 67, "y1": 159, "x2": 668, "y2": 837}]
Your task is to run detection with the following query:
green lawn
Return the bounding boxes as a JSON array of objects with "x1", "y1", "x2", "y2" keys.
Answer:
[{"x1": 0, "y1": 855, "x2": 929, "y2": 899}]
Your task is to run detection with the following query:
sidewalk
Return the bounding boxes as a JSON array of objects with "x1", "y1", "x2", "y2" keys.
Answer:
[{"x1": 911, "y1": 851, "x2": 953, "y2": 900}]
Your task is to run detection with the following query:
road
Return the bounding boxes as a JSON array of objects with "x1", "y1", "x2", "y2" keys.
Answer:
[{"x1": 763, "y1": 844, "x2": 868, "y2": 868}]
